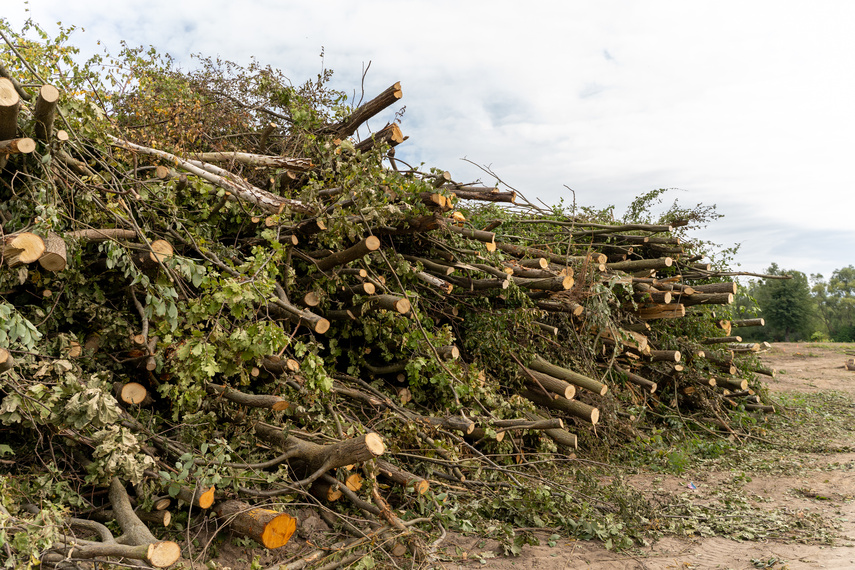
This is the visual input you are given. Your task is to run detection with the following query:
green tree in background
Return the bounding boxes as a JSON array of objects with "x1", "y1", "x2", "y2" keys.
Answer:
[
  {"x1": 754, "y1": 264, "x2": 816, "y2": 341},
  {"x1": 812, "y1": 265, "x2": 855, "y2": 341}
]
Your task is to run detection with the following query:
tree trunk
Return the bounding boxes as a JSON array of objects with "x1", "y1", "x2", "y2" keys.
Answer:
[
  {"x1": 3, "y1": 232, "x2": 46, "y2": 266},
  {"x1": 32, "y1": 84, "x2": 59, "y2": 142},
  {"x1": 529, "y1": 354, "x2": 608, "y2": 395}
]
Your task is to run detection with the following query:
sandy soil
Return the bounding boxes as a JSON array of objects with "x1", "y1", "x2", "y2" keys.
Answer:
[{"x1": 441, "y1": 343, "x2": 855, "y2": 570}]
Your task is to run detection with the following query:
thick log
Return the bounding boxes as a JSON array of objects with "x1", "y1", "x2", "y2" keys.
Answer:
[
  {"x1": 536, "y1": 299, "x2": 584, "y2": 316},
  {"x1": 175, "y1": 485, "x2": 216, "y2": 509},
  {"x1": 732, "y1": 318, "x2": 765, "y2": 327},
  {"x1": 314, "y1": 236, "x2": 380, "y2": 271},
  {"x1": 2, "y1": 232, "x2": 46, "y2": 266},
  {"x1": 437, "y1": 345, "x2": 460, "y2": 360},
  {"x1": 190, "y1": 152, "x2": 312, "y2": 170},
  {"x1": 522, "y1": 367, "x2": 576, "y2": 400},
  {"x1": 636, "y1": 304, "x2": 686, "y2": 320},
  {"x1": 0, "y1": 348, "x2": 15, "y2": 374},
  {"x1": 415, "y1": 270, "x2": 453, "y2": 293},
  {"x1": 0, "y1": 137, "x2": 35, "y2": 154},
  {"x1": 354, "y1": 123, "x2": 404, "y2": 152},
  {"x1": 376, "y1": 459, "x2": 429, "y2": 494},
  {"x1": 108, "y1": 136, "x2": 313, "y2": 214},
  {"x1": 633, "y1": 289, "x2": 672, "y2": 304},
  {"x1": 649, "y1": 350, "x2": 681, "y2": 363},
  {"x1": 362, "y1": 294, "x2": 411, "y2": 315},
  {"x1": 33, "y1": 84, "x2": 59, "y2": 141},
  {"x1": 714, "y1": 376, "x2": 749, "y2": 391},
  {"x1": 310, "y1": 477, "x2": 344, "y2": 502},
  {"x1": 521, "y1": 389, "x2": 599, "y2": 425},
  {"x1": 38, "y1": 231, "x2": 68, "y2": 271},
  {"x1": 329, "y1": 82, "x2": 403, "y2": 137},
  {"x1": 524, "y1": 412, "x2": 577, "y2": 450},
  {"x1": 691, "y1": 282, "x2": 737, "y2": 294},
  {"x1": 511, "y1": 275, "x2": 574, "y2": 291},
  {"x1": 446, "y1": 225, "x2": 497, "y2": 251},
  {"x1": 53, "y1": 541, "x2": 180, "y2": 568},
  {"x1": 529, "y1": 354, "x2": 608, "y2": 395},
  {"x1": 214, "y1": 500, "x2": 296, "y2": 549},
  {"x1": 207, "y1": 383, "x2": 289, "y2": 411},
  {"x1": 680, "y1": 292, "x2": 734, "y2": 306}
]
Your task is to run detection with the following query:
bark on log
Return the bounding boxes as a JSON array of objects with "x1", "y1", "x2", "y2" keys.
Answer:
[
  {"x1": 38, "y1": 231, "x2": 68, "y2": 271},
  {"x1": 529, "y1": 355, "x2": 608, "y2": 395},
  {"x1": 314, "y1": 236, "x2": 380, "y2": 272},
  {"x1": 190, "y1": 152, "x2": 312, "y2": 171},
  {"x1": 451, "y1": 187, "x2": 517, "y2": 203},
  {"x1": 0, "y1": 348, "x2": 15, "y2": 374},
  {"x1": 214, "y1": 499, "x2": 296, "y2": 549},
  {"x1": 521, "y1": 389, "x2": 600, "y2": 425},
  {"x1": 329, "y1": 82, "x2": 403, "y2": 137},
  {"x1": 606, "y1": 257, "x2": 673, "y2": 272},
  {"x1": 649, "y1": 350, "x2": 681, "y2": 363},
  {"x1": 0, "y1": 137, "x2": 35, "y2": 154},
  {"x1": 732, "y1": 318, "x2": 765, "y2": 327},
  {"x1": 354, "y1": 123, "x2": 404, "y2": 152},
  {"x1": 714, "y1": 376, "x2": 749, "y2": 391},
  {"x1": 270, "y1": 297, "x2": 331, "y2": 334},
  {"x1": 680, "y1": 292, "x2": 734, "y2": 306},
  {"x1": 175, "y1": 485, "x2": 216, "y2": 509},
  {"x1": 446, "y1": 225, "x2": 497, "y2": 251},
  {"x1": 2, "y1": 232, "x2": 46, "y2": 266},
  {"x1": 207, "y1": 383, "x2": 289, "y2": 411},
  {"x1": 33, "y1": 84, "x2": 59, "y2": 142},
  {"x1": 691, "y1": 282, "x2": 737, "y2": 294},
  {"x1": 361, "y1": 294, "x2": 411, "y2": 315},
  {"x1": 522, "y1": 367, "x2": 576, "y2": 400},
  {"x1": 636, "y1": 304, "x2": 686, "y2": 320}
]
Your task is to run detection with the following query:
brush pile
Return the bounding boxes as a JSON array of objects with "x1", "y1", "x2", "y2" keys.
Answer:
[{"x1": 0, "y1": 22, "x2": 777, "y2": 568}]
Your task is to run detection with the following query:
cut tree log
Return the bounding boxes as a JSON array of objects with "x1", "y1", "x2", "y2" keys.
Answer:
[
  {"x1": 529, "y1": 354, "x2": 608, "y2": 395},
  {"x1": 680, "y1": 292, "x2": 734, "y2": 306},
  {"x1": 0, "y1": 137, "x2": 35, "y2": 154},
  {"x1": 38, "y1": 231, "x2": 68, "y2": 272},
  {"x1": 691, "y1": 282, "x2": 737, "y2": 294},
  {"x1": 214, "y1": 500, "x2": 296, "y2": 549},
  {"x1": 33, "y1": 84, "x2": 59, "y2": 142},
  {"x1": 0, "y1": 348, "x2": 15, "y2": 374},
  {"x1": 67, "y1": 228, "x2": 138, "y2": 241},
  {"x1": 0, "y1": 78, "x2": 19, "y2": 146},
  {"x1": 2, "y1": 232, "x2": 46, "y2": 267},
  {"x1": 329, "y1": 82, "x2": 403, "y2": 137},
  {"x1": 521, "y1": 366, "x2": 576, "y2": 400},
  {"x1": 521, "y1": 389, "x2": 600, "y2": 425},
  {"x1": 314, "y1": 236, "x2": 381, "y2": 272},
  {"x1": 354, "y1": 123, "x2": 405, "y2": 152},
  {"x1": 117, "y1": 382, "x2": 153, "y2": 406}
]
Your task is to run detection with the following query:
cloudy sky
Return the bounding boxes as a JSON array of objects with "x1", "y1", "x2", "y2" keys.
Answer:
[{"x1": 5, "y1": 1, "x2": 854, "y2": 280}]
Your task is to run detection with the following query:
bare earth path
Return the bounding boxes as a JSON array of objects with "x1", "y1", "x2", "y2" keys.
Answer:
[{"x1": 444, "y1": 343, "x2": 855, "y2": 570}]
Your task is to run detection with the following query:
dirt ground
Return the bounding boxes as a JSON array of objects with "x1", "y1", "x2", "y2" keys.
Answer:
[{"x1": 441, "y1": 343, "x2": 855, "y2": 570}]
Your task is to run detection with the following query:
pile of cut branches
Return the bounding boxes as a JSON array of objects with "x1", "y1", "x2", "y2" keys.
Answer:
[{"x1": 0, "y1": 20, "x2": 779, "y2": 569}]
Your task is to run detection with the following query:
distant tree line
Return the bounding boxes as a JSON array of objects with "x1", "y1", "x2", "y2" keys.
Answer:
[{"x1": 733, "y1": 264, "x2": 855, "y2": 342}]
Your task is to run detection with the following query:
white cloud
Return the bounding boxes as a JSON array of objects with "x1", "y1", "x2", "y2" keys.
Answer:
[{"x1": 4, "y1": 0, "x2": 854, "y2": 277}]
